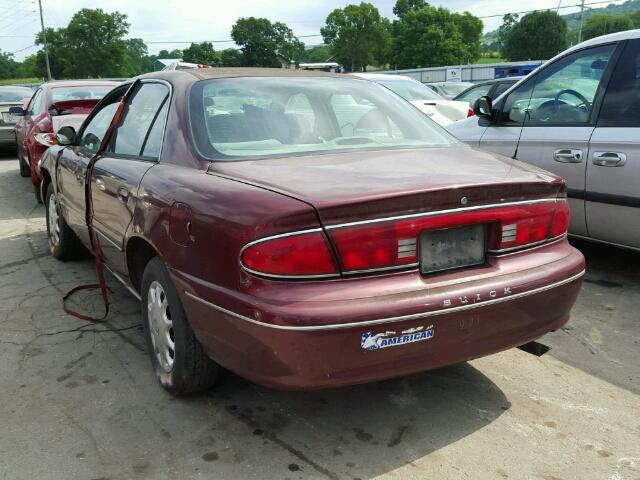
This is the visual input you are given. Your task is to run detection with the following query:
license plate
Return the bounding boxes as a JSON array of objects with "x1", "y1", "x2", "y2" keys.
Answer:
[
  {"x1": 2, "y1": 112, "x2": 16, "y2": 123},
  {"x1": 420, "y1": 224, "x2": 486, "y2": 274}
]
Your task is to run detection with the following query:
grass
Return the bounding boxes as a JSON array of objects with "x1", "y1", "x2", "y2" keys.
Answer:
[
  {"x1": 476, "y1": 57, "x2": 505, "y2": 64},
  {"x1": 0, "y1": 77, "x2": 41, "y2": 86}
]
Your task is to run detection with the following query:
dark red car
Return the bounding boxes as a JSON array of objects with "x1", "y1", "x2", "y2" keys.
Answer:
[
  {"x1": 40, "y1": 69, "x2": 585, "y2": 395},
  {"x1": 11, "y1": 80, "x2": 118, "y2": 200}
]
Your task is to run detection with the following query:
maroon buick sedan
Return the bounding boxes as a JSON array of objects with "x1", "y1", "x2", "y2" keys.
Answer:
[{"x1": 40, "y1": 68, "x2": 585, "y2": 395}]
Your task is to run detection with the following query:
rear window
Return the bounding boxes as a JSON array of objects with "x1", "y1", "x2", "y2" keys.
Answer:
[
  {"x1": 189, "y1": 77, "x2": 458, "y2": 160},
  {"x1": 375, "y1": 79, "x2": 442, "y2": 101},
  {"x1": 50, "y1": 85, "x2": 114, "y2": 105},
  {"x1": 0, "y1": 87, "x2": 33, "y2": 103}
]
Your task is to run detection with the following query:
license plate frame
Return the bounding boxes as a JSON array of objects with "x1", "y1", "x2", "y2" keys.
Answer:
[{"x1": 420, "y1": 224, "x2": 486, "y2": 275}]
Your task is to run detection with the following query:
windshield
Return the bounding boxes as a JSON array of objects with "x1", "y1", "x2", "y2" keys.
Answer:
[
  {"x1": 50, "y1": 85, "x2": 114, "y2": 104},
  {"x1": 0, "y1": 86, "x2": 33, "y2": 103},
  {"x1": 375, "y1": 79, "x2": 442, "y2": 101},
  {"x1": 439, "y1": 83, "x2": 472, "y2": 96},
  {"x1": 190, "y1": 77, "x2": 459, "y2": 160}
]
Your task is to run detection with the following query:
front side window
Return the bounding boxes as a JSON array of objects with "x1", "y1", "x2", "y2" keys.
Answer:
[
  {"x1": 190, "y1": 77, "x2": 458, "y2": 160},
  {"x1": 500, "y1": 44, "x2": 616, "y2": 125},
  {"x1": 27, "y1": 89, "x2": 43, "y2": 116},
  {"x1": 598, "y1": 39, "x2": 640, "y2": 127},
  {"x1": 79, "y1": 102, "x2": 119, "y2": 153},
  {"x1": 110, "y1": 83, "x2": 170, "y2": 157}
]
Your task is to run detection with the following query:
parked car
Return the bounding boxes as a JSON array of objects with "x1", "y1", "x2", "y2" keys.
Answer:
[
  {"x1": 352, "y1": 73, "x2": 473, "y2": 126},
  {"x1": 447, "y1": 30, "x2": 640, "y2": 251},
  {"x1": 11, "y1": 80, "x2": 119, "y2": 198},
  {"x1": 453, "y1": 77, "x2": 524, "y2": 106},
  {"x1": 425, "y1": 81, "x2": 474, "y2": 99},
  {"x1": 41, "y1": 68, "x2": 584, "y2": 395},
  {"x1": 0, "y1": 86, "x2": 35, "y2": 148}
]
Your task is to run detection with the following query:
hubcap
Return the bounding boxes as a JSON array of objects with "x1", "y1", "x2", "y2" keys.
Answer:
[
  {"x1": 48, "y1": 192, "x2": 60, "y2": 247},
  {"x1": 147, "y1": 281, "x2": 175, "y2": 373}
]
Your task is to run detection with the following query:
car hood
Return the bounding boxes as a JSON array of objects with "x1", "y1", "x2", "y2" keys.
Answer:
[{"x1": 208, "y1": 146, "x2": 563, "y2": 224}]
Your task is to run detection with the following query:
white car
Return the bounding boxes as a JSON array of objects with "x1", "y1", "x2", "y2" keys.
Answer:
[
  {"x1": 351, "y1": 73, "x2": 473, "y2": 126},
  {"x1": 447, "y1": 30, "x2": 640, "y2": 251}
]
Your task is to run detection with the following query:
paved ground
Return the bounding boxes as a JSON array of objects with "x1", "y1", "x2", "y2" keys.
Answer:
[{"x1": 0, "y1": 151, "x2": 638, "y2": 480}]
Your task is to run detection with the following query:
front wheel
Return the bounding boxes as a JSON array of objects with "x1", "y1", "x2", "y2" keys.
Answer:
[
  {"x1": 45, "y1": 183, "x2": 81, "y2": 260},
  {"x1": 141, "y1": 257, "x2": 220, "y2": 395}
]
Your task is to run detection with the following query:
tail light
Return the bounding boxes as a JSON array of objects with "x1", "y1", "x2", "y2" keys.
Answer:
[
  {"x1": 467, "y1": 107, "x2": 475, "y2": 117},
  {"x1": 33, "y1": 132, "x2": 57, "y2": 147},
  {"x1": 240, "y1": 230, "x2": 339, "y2": 278}
]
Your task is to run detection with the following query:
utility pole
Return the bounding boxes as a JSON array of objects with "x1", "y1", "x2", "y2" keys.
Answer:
[
  {"x1": 37, "y1": 0, "x2": 52, "y2": 81},
  {"x1": 578, "y1": 0, "x2": 586, "y2": 44}
]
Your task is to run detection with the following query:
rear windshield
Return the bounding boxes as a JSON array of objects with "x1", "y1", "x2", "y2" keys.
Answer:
[
  {"x1": 189, "y1": 77, "x2": 458, "y2": 160},
  {"x1": 0, "y1": 86, "x2": 33, "y2": 102},
  {"x1": 50, "y1": 85, "x2": 114, "y2": 104},
  {"x1": 375, "y1": 78, "x2": 443, "y2": 101}
]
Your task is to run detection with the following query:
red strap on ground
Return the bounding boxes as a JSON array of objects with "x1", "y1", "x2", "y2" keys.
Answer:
[{"x1": 62, "y1": 91, "x2": 131, "y2": 322}]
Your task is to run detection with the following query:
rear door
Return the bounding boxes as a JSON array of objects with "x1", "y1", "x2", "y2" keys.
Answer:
[
  {"x1": 90, "y1": 81, "x2": 170, "y2": 274},
  {"x1": 494, "y1": 43, "x2": 618, "y2": 237},
  {"x1": 586, "y1": 39, "x2": 640, "y2": 249}
]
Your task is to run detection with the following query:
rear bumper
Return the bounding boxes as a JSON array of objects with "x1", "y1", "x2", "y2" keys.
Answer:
[{"x1": 174, "y1": 239, "x2": 584, "y2": 389}]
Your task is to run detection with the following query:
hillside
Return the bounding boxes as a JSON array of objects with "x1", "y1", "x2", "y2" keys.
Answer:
[{"x1": 483, "y1": 0, "x2": 640, "y2": 45}]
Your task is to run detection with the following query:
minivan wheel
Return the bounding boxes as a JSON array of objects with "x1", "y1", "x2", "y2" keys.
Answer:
[
  {"x1": 141, "y1": 257, "x2": 220, "y2": 395},
  {"x1": 45, "y1": 183, "x2": 81, "y2": 260}
]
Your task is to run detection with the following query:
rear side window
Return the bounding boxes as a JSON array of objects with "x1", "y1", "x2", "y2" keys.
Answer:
[
  {"x1": 79, "y1": 102, "x2": 119, "y2": 153},
  {"x1": 598, "y1": 39, "x2": 640, "y2": 127},
  {"x1": 455, "y1": 84, "x2": 491, "y2": 103},
  {"x1": 110, "y1": 83, "x2": 170, "y2": 158}
]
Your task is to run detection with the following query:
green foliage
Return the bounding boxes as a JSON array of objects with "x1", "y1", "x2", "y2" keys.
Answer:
[
  {"x1": 14, "y1": 55, "x2": 38, "y2": 79},
  {"x1": 582, "y1": 13, "x2": 636, "y2": 40},
  {"x1": 497, "y1": 14, "x2": 519, "y2": 52},
  {"x1": 392, "y1": 0, "x2": 426, "y2": 17},
  {"x1": 0, "y1": 50, "x2": 18, "y2": 79},
  {"x1": 124, "y1": 38, "x2": 154, "y2": 76},
  {"x1": 231, "y1": 17, "x2": 304, "y2": 67},
  {"x1": 321, "y1": 2, "x2": 391, "y2": 72},
  {"x1": 219, "y1": 48, "x2": 243, "y2": 67},
  {"x1": 502, "y1": 11, "x2": 568, "y2": 61},
  {"x1": 157, "y1": 49, "x2": 183, "y2": 59},
  {"x1": 391, "y1": 3, "x2": 483, "y2": 69},
  {"x1": 300, "y1": 45, "x2": 334, "y2": 63},
  {"x1": 0, "y1": 77, "x2": 40, "y2": 86},
  {"x1": 182, "y1": 42, "x2": 221, "y2": 66}
]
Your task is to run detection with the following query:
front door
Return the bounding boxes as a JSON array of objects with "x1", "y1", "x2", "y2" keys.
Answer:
[
  {"x1": 586, "y1": 39, "x2": 640, "y2": 249},
  {"x1": 499, "y1": 43, "x2": 618, "y2": 237},
  {"x1": 90, "y1": 81, "x2": 171, "y2": 275}
]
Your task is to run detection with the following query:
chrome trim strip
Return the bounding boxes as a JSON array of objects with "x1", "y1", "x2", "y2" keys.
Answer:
[
  {"x1": 568, "y1": 234, "x2": 640, "y2": 252},
  {"x1": 489, "y1": 234, "x2": 567, "y2": 254},
  {"x1": 104, "y1": 264, "x2": 141, "y2": 301},
  {"x1": 343, "y1": 262, "x2": 419, "y2": 275},
  {"x1": 95, "y1": 228, "x2": 123, "y2": 251},
  {"x1": 325, "y1": 198, "x2": 563, "y2": 230},
  {"x1": 183, "y1": 269, "x2": 585, "y2": 332}
]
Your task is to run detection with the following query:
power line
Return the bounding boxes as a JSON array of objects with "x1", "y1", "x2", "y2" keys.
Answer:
[
  {"x1": 476, "y1": 0, "x2": 626, "y2": 19},
  {"x1": 10, "y1": 43, "x2": 35, "y2": 54}
]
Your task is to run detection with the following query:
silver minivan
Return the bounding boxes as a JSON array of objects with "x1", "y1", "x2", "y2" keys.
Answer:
[{"x1": 448, "y1": 30, "x2": 640, "y2": 251}]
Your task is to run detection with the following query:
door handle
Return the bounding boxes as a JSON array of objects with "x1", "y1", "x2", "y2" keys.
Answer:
[
  {"x1": 592, "y1": 151, "x2": 626, "y2": 167},
  {"x1": 553, "y1": 149, "x2": 583, "y2": 163},
  {"x1": 95, "y1": 178, "x2": 106, "y2": 191},
  {"x1": 117, "y1": 186, "x2": 129, "y2": 203}
]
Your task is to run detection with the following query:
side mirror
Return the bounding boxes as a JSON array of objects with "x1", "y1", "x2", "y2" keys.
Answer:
[
  {"x1": 8, "y1": 106, "x2": 25, "y2": 117},
  {"x1": 56, "y1": 125, "x2": 76, "y2": 146},
  {"x1": 473, "y1": 96, "x2": 493, "y2": 118}
]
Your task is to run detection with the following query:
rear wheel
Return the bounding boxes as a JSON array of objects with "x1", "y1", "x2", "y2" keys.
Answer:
[
  {"x1": 141, "y1": 257, "x2": 220, "y2": 395},
  {"x1": 45, "y1": 183, "x2": 81, "y2": 260}
]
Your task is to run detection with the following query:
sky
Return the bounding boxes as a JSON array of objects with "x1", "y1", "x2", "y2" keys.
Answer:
[{"x1": 0, "y1": 0, "x2": 626, "y2": 60}]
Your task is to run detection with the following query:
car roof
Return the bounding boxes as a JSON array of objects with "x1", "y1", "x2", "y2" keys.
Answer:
[
  {"x1": 571, "y1": 28, "x2": 640, "y2": 51},
  {"x1": 140, "y1": 67, "x2": 350, "y2": 83},
  {"x1": 42, "y1": 80, "x2": 121, "y2": 89}
]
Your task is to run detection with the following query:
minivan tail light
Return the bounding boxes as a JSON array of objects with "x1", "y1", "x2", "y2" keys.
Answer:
[
  {"x1": 240, "y1": 230, "x2": 339, "y2": 278},
  {"x1": 467, "y1": 107, "x2": 475, "y2": 117}
]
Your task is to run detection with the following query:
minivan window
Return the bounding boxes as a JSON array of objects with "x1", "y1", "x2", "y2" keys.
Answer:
[
  {"x1": 499, "y1": 44, "x2": 615, "y2": 125},
  {"x1": 598, "y1": 39, "x2": 640, "y2": 127},
  {"x1": 190, "y1": 77, "x2": 458, "y2": 160}
]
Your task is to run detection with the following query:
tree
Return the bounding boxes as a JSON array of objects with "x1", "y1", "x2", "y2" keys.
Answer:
[
  {"x1": 231, "y1": 17, "x2": 304, "y2": 67},
  {"x1": 392, "y1": 0, "x2": 426, "y2": 17},
  {"x1": 321, "y1": 3, "x2": 391, "y2": 72},
  {"x1": 582, "y1": 13, "x2": 635, "y2": 41},
  {"x1": 0, "y1": 50, "x2": 18, "y2": 79},
  {"x1": 219, "y1": 48, "x2": 243, "y2": 67},
  {"x1": 182, "y1": 42, "x2": 221, "y2": 66},
  {"x1": 300, "y1": 45, "x2": 334, "y2": 63},
  {"x1": 391, "y1": 3, "x2": 483, "y2": 69},
  {"x1": 14, "y1": 54, "x2": 39, "y2": 78},
  {"x1": 35, "y1": 28, "x2": 67, "y2": 78},
  {"x1": 497, "y1": 13, "x2": 519, "y2": 52},
  {"x1": 157, "y1": 49, "x2": 183, "y2": 59},
  {"x1": 502, "y1": 11, "x2": 567, "y2": 61},
  {"x1": 124, "y1": 38, "x2": 154, "y2": 75}
]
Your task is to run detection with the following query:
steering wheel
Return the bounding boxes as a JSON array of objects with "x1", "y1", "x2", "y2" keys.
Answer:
[{"x1": 555, "y1": 89, "x2": 590, "y2": 109}]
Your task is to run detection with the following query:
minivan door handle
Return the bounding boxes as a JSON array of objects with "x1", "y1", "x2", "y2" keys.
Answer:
[
  {"x1": 592, "y1": 152, "x2": 626, "y2": 167},
  {"x1": 553, "y1": 149, "x2": 583, "y2": 163}
]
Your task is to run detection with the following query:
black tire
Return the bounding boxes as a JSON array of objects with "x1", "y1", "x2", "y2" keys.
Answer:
[
  {"x1": 45, "y1": 183, "x2": 82, "y2": 260},
  {"x1": 141, "y1": 257, "x2": 220, "y2": 395},
  {"x1": 18, "y1": 154, "x2": 30, "y2": 177}
]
